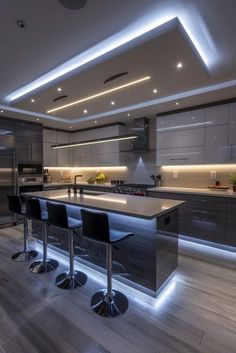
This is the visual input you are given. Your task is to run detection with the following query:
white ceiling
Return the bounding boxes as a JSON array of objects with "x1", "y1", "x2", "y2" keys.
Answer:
[{"x1": 1, "y1": 0, "x2": 236, "y2": 130}]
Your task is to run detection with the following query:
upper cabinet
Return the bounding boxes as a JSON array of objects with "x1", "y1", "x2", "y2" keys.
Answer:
[
  {"x1": 43, "y1": 129, "x2": 70, "y2": 167},
  {"x1": 43, "y1": 124, "x2": 128, "y2": 168},
  {"x1": 16, "y1": 122, "x2": 43, "y2": 163},
  {"x1": 156, "y1": 110, "x2": 205, "y2": 165},
  {"x1": 229, "y1": 102, "x2": 236, "y2": 163},
  {"x1": 156, "y1": 103, "x2": 236, "y2": 165}
]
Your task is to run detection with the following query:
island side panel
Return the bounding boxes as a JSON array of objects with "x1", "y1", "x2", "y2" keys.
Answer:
[{"x1": 156, "y1": 208, "x2": 179, "y2": 294}]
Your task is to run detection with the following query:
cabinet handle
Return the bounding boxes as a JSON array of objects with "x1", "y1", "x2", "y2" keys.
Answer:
[
  {"x1": 169, "y1": 158, "x2": 188, "y2": 161},
  {"x1": 192, "y1": 198, "x2": 207, "y2": 203},
  {"x1": 193, "y1": 210, "x2": 207, "y2": 214}
]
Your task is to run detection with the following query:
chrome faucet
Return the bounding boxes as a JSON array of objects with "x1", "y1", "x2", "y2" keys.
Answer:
[{"x1": 73, "y1": 174, "x2": 83, "y2": 194}]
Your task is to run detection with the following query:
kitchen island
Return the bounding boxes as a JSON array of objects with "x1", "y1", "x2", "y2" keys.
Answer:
[{"x1": 23, "y1": 190, "x2": 184, "y2": 297}]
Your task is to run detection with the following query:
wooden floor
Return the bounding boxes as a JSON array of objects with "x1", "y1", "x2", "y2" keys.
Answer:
[{"x1": 0, "y1": 226, "x2": 236, "y2": 353}]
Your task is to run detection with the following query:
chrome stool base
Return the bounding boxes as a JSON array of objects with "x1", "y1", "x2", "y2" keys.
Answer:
[
  {"x1": 55, "y1": 271, "x2": 87, "y2": 290},
  {"x1": 11, "y1": 250, "x2": 38, "y2": 262},
  {"x1": 29, "y1": 259, "x2": 59, "y2": 274},
  {"x1": 91, "y1": 290, "x2": 129, "y2": 317}
]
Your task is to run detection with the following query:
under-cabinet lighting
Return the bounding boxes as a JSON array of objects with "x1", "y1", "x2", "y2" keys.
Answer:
[
  {"x1": 44, "y1": 166, "x2": 127, "y2": 171},
  {"x1": 46, "y1": 76, "x2": 150, "y2": 114},
  {"x1": 161, "y1": 164, "x2": 236, "y2": 170},
  {"x1": 51, "y1": 134, "x2": 138, "y2": 149}
]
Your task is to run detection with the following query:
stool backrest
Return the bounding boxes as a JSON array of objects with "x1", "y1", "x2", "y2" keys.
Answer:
[
  {"x1": 47, "y1": 202, "x2": 68, "y2": 229},
  {"x1": 26, "y1": 198, "x2": 43, "y2": 221},
  {"x1": 80, "y1": 209, "x2": 110, "y2": 242},
  {"x1": 7, "y1": 195, "x2": 22, "y2": 214}
]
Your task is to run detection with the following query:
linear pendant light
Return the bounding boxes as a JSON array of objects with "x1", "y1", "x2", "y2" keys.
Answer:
[
  {"x1": 51, "y1": 133, "x2": 138, "y2": 149},
  {"x1": 47, "y1": 76, "x2": 150, "y2": 114}
]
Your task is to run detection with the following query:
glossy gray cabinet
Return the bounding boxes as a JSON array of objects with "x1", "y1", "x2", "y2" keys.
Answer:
[
  {"x1": 226, "y1": 199, "x2": 236, "y2": 246},
  {"x1": 156, "y1": 102, "x2": 236, "y2": 165},
  {"x1": 204, "y1": 125, "x2": 228, "y2": 163},
  {"x1": 148, "y1": 191, "x2": 227, "y2": 244},
  {"x1": 15, "y1": 122, "x2": 43, "y2": 163}
]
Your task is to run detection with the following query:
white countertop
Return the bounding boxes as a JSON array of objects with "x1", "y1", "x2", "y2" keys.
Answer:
[
  {"x1": 44, "y1": 182, "x2": 114, "y2": 188},
  {"x1": 147, "y1": 186, "x2": 236, "y2": 198},
  {"x1": 22, "y1": 190, "x2": 184, "y2": 220}
]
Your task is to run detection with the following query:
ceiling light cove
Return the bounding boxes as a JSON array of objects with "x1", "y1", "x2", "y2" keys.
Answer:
[
  {"x1": 5, "y1": 11, "x2": 214, "y2": 102},
  {"x1": 46, "y1": 76, "x2": 150, "y2": 114}
]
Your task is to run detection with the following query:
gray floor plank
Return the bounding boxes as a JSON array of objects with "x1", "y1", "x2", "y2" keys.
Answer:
[{"x1": 0, "y1": 225, "x2": 236, "y2": 353}]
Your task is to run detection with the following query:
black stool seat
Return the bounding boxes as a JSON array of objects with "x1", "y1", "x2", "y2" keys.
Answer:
[
  {"x1": 7, "y1": 195, "x2": 38, "y2": 262},
  {"x1": 46, "y1": 202, "x2": 87, "y2": 290},
  {"x1": 26, "y1": 198, "x2": 58, "y2": 274},
  {"x1": 80, "y1": 208, "x2": 133, "y2": 318},
  {"x1": 67, "y1": 217, "x2": 82, "y2": 229},
  {"x1": 109, "y1": 229, "x2": 132, "y2": 244}
]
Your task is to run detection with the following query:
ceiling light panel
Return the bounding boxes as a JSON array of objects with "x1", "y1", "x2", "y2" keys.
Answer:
[
  {"x1": 6, "y1": 8, "x2": 215, "y2": 102},
  {"x1": 46, "y1": 76, "x2": 150, "y2": 114}
]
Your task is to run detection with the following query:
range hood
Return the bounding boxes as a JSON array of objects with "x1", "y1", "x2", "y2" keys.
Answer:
[{"x1": 132, "y1": 117, "x2": 149, "y2": 152}]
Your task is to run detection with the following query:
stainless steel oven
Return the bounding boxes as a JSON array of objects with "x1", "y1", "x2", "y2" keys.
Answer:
[{"x1": 17, "y1": 163, "x2": 43, "y2": 196}]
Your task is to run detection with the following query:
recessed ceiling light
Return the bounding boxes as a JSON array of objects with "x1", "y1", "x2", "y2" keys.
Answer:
[
  {"x1": 83, "y1": 109, "x2": 88, "y2": 114},
  {"x1": 0, "y1": 110, "x2": 4, "y2": 113},
  {"x1": 177, "y1": 62, "x2": 183, "y2": 69},
  {"x1": 94, "y1": 120, "x2": 98, "y2": 124},
  {"x1": 111, "y1": 101, "x2": 115, "y2": 105},
  {"x1": 31, "y1": 98, "x2": 35, "y2": 103},
  {"x1": 127, "y1": 113, "x2": 131, "y2": 117},
  {"x1": 153, "y1": 89, "x2": 158, "y2": 94},
  {"x1": 175, "y1": 102, "x2": 180, "y2": 105},
  {"x1": 69, "y1": 125, "x2": 72, "y2": 129},
  {"x1": 36, "y1": 118, "x2": 39, "y2": 121},
  {"x1": 57, "y1": 87, "x2": 62, "y2": 92},
  {"x1": 16, "y1": 19, "x2": 27, "y2": 29},
  {"x1": 46, "y1": 76, "x2": 150, "y2": 114}
]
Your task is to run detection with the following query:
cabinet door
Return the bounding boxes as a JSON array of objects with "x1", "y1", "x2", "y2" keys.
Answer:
[
  {"x1": 91, "y1": 152, "x2": 120, "y2": 166},
  {"x1": 156, "y1": 146, "x2": 204, "y2": 166},
  {"x1": 186, "y1": 196, "x2": 226, "y2": 243},
  {"x1": 228, "y1": 103, "x2": 236, "y2": 162},
  {"x1": 157, "y1": 128, "x2": 204, "y2": 149},
  {"x1": 57, "y1": 131, "x2": 69, "y2": 167},
  {"x1": 226, "y1": 199, "x2": 236, "y2": 246},
  {"x1": 205, "y1": 105, "x2": 228, "y2": 126},
  {"x1": 43, "y1": 142, "x2": 58, "y2": 167},
  {"x1": 157, "y1": 110, "x2": 205, "y2": 132},
  {"x1": 204, "y1": 125, "x2": 228, "y2": 163},
  {"x1": 16, "y1": 122, "x2": 43, "y2": 163}
]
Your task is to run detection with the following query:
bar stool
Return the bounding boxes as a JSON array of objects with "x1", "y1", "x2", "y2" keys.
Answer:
[
  {"x1": 47, "y1": 202, "x2": 87, "y2": 290},
  {"x1": 7, "y1": 195, "x2": 38, "y2": 262},
  {"x1": 27, "y1": 198, "x2": 59, "y2": 274},
  {"x1": 80, "y1": 208, "x2": 133, "y2": 317}
]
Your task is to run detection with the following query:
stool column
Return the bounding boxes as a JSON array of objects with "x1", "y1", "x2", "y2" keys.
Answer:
[
  {"x1": 43, "y1": 222, "x2": 48, "y2": 263},
  {"x1": 23, "y1": 216, "x2": 29, "y2": 253},
  {"x1": 106, "y1": 244, "x2": 113, "y2": 299},
  {"x1": 69, "y1": 230, "x2": 74, "y2": 277}
]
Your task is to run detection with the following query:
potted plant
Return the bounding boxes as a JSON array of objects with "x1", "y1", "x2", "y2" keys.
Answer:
[
  {"x1": 95, "y1": 171, "x2": 106, "y2": 184},
  {"x1": 229, "y1": 174, "x2": 236, "y2": 192}
]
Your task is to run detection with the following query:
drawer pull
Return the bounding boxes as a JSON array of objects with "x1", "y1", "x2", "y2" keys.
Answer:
[
  {"x1": 170, "y1": 158, "x2": 188, "y2": 161},
  {"x1": 192, "y1": 199, "x2": 206, "y2": 202}
]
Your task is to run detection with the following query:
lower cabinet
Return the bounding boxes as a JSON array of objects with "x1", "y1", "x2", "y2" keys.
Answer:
[
  {"x1": 186, "y1": 196, "x2": 226, "y2": 244},
  {"x1": 226, "y1": 199, "x2": 236, "y2": 246},
  {"x1": 148, "y1": 191, "x2": 227, "y2": 245}
]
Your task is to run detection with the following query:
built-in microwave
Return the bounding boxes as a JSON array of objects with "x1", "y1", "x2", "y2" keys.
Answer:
[{"x1": 18, "y1": 163, "x2": 43, "y2": 175}]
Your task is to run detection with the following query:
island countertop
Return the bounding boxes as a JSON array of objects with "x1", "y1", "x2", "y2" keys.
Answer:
[{"x1": 22, "y1": 190, "x2": 184, "y2": 220}]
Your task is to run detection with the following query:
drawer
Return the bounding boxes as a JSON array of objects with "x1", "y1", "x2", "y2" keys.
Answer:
[{"x1": 156, "y1": 146, "x2": 204, "y2": 165}]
